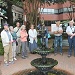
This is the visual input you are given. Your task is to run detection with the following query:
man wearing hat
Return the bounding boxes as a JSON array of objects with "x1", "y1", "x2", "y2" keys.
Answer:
[
  {"x1": 1, "y1": 23, "x2": 13, "y2": 66},
  {"x1": 66, "y1": 20, "x2": 75, "y2": 57}
]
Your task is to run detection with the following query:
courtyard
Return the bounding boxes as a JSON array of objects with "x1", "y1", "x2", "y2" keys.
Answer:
[{"x1": 0, "y1": 52, "x2": 75, "y2": 75}]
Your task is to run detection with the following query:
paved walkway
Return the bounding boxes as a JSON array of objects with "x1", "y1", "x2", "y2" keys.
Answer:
[{"x1": 0, "y1": 52, "x2": 75, "y2": 75}]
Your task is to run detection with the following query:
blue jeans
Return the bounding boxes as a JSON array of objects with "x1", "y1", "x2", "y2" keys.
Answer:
[
  {"x1": 29, "y1": 40, "x2": 37, "y2": 52},
  {"x1": 68, "y1": 36, "x2": 75, "y2": 55},
  {"x1": 54, "y1": 36, "x2": 62, "y2": 53},
  {"x1": 21, "y1": 41, "x2": 28, "y2": 57}
]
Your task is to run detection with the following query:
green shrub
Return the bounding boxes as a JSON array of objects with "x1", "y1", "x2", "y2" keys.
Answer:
[{"x1": 0, "y1": 38, "x2": 4, "y2": 55}]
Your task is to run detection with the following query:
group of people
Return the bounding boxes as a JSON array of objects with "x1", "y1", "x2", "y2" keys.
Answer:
[
  {"x1": 53, "y1": 20, "x2": 75, "y2": 58},
  {"x1": 1, "y1": 19, "x2": 75, "y2": 66},
  {"x1": 1, "y1": 22, "x2": 38, "y2": 66}
]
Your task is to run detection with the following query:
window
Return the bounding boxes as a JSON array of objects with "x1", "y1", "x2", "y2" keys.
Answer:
[
  {"x1": 40, "y1": 8, "x2": 55, "y2": 14},
  {"x1": 15, "y1": 13, "x2": 16, "y2": 16},
  {"x1": 54, "y1": 9, "x2": 58, "y2": 14},
  {"x1": 63, "y1": 8, "x2": 68, "y2": 12},
  {"x1": 44, "y1": 21, "x2": 51, "y2": 26},
  {"x1": 48, "y1": 9, "x2": 54, "y2": 14},
  {"x1": 58, "y1": 8, "x2": 63, "y2": 13},
  {"x1": 68, "y1": 7, "x2": 73, "y2": 11},
  {"x1": 39, "y1": 7, "x2": 74, "y2": 14},
  {"x1": 18, "y1": 14, "x2": 20, "y2": 18}
]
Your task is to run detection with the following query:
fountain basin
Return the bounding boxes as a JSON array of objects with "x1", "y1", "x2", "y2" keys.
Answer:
[
  {"x1": 31, "y1": 58, "x2": 58, "y2": 73},
  {"x1": 13, "y1": 68, "x2": 72, "y2": 75},
  {"x1": 27, "y1": 70, "x2": 68, "y2": 75},
  {"x1": 34, "y1": 48, "x2": 54, "y2": 56}
]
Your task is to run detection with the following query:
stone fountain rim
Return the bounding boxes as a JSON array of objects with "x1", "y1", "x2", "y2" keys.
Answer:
[
  {"x1": 12, "y1": 68, "x2": 73, "y2": 75},
  {"x1": 34, "y1": 48, "x2": 54, "y2": 53},
  {"x1": 31, "y1": 58, "x2": 58, "y2": 67}
]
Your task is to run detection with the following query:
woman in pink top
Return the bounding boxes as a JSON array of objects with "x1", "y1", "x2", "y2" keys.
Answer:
[{"x1": 20, "y1": 25, "x2": 28, "y2": 59}]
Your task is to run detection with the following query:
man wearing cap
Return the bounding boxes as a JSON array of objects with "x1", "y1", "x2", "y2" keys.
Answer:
[
  {"x1": 1, "y1": 23, "x2": 13, "y2": 66},
  {"x1": 53, "y1": 21, "x2": 63, "y2": 56},
  {"x1": 66, "y1": 20, "x2": 75, "y2": 57}
]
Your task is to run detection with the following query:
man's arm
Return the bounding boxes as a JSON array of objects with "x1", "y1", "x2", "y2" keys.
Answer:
[
  {"x1": 58, "y1": 29, "x2": 63, "y2": 34},
  {"x1": 53, "y1": 31, "x2": 59, "y2": 34}
]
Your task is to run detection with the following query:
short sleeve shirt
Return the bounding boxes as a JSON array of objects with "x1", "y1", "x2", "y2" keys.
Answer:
[
  {"x1": 54, "y1": 25, "x2": 63, "y2": 36},
  {"x1": 66, "y1": 26, "x2": 75, "y2": 35}
]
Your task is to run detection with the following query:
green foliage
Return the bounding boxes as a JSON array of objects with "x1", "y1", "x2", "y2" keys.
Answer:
[
  {"x1": 0, "y1": 0, "x2": 22, "y2": 7},
  {"x1": 11, "y1": 0, "x2": 23, "y2": 7},
  {"x1": 0, "y1": 38, "x2": 4, "y2": 55},
  {"x1": 46, "y1": 0, "x2": 75, "y2": 4},
  {"x1": 69, "y1": 0, "x2": 75, "y2": 2}
]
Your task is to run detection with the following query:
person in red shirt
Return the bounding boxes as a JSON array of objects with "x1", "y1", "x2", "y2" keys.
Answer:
[{"x1": 20, "y1": 25, "x2": 28, "y2": 59}]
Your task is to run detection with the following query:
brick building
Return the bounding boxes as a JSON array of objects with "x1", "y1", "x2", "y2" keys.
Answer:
[{"x1": 39, "y1": 1, "x2": 75, "y2": 26}]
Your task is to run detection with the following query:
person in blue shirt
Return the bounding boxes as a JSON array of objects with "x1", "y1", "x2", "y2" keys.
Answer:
[{"x1": 9, "y1": 26, "x2": 17, "y2": 60}]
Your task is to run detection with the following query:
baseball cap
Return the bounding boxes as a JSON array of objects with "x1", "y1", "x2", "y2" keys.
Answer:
[{"x1": 3, "y1": 23, "x2": 9, "y2": 26}]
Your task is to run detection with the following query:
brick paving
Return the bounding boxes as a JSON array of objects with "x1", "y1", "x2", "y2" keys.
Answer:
[
  {"x1": 0, "y1": 39, "x2": 75, "y2": 75},
  {"x1": 0, "y1": 52, "x2": 75, "y2": 75}
]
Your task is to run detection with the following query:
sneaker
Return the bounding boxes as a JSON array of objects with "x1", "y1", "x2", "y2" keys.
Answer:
[
  {"x1": 9, "y1": 61, "x2": 14, "y2": 64},
  {"x1": 54, "y1": 53, "x2": 57, "y2": 56},
  {"x1": 4, "y1": 62, "x2": 9, "y2": 66},
  {"x1": 22, "y1": 56, "x2": 26, "y2": 59},
  {"x1": 25, "y1": 55, "x2": 28, "y2": 57},
  {"x1": 60, "y1": 53, "x2": 63, "y2": 56},
  {"x1": 14, "y1": 58, "x2": 17, "y2": 60},
  {"x1": 68, "y1": 55, "x2": 71, "y2": 58}
]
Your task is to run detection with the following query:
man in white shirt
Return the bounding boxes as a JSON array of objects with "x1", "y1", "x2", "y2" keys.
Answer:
[
  {"x1": 66, "y1": 20, "x2": 75, "y2": 57},
  {"x1": 53, "y1": 21, "x2": 63, "y2": 55},
  {"x1": 14, "y1": 22, "x2": 21, "y2": 55},
  {"x1": 1, "y1": 23, "x2": 13, "y2": 66}
]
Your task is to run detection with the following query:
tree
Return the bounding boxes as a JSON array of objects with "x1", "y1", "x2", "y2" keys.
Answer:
[
  {"x1": 0, "y1": 0, "x2": 22, "y2": 26},
  {"x1": 66, "y1": 1, "x2": 75, "y2": 20},
  {"x1": 22, "y1": 0, "x2": 75, "y2": 26},
  {"x1": 22, "y1": 0, "x2": 47, "y2": 27}
]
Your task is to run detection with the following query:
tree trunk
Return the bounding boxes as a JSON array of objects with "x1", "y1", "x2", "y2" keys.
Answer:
[{"x1": 7, "y1": 2, "x2": 13, "y2": 26}]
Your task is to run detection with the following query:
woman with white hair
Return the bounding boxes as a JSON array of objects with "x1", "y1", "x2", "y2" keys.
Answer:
[
  {"x1": 28, "y1": 24, "x2": 37, "y2": 53},
  {"x1": 20, "y1": 25, "x2": 28, "y2": 59},
  {"x1": 9, "y1": 26, "x2": 17, "y2": 60}
]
